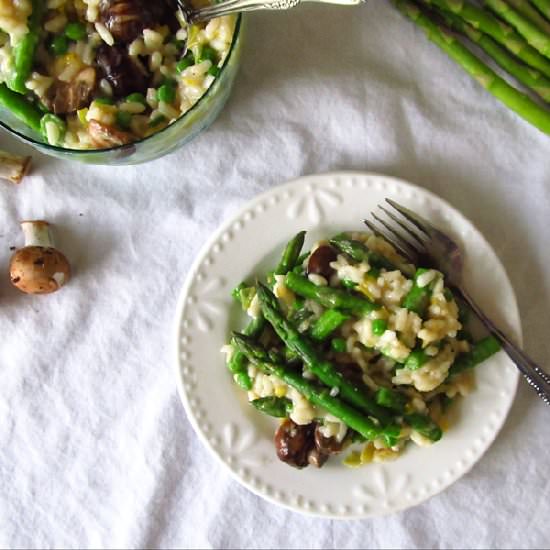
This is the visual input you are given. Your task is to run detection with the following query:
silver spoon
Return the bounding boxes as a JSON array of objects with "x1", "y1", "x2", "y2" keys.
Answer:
[{"x1": 177, "y1": 0, "x2": 366, "y2": 25}]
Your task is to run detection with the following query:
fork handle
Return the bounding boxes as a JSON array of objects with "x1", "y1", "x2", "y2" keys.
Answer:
[
  {"x1": 185, "y1": 0, "x2": 365, "y2": 23},
  {"x1": 457, "y1": 286, "x2": 550, "y2": 406}
]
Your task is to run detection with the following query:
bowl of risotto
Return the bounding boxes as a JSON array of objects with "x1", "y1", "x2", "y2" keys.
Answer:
[{"x1": 0, "y1": 1, "x2": 242, "y2": 164}]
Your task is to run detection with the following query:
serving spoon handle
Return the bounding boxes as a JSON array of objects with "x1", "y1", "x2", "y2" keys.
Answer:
[{"x1": 178, "y1": 0, "x2": 366, "y2": 24}]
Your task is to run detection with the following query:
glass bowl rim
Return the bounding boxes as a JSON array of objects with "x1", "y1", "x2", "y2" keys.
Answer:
[{"x1": 0, "y1": 14, "x2": 242, "y2": 156}]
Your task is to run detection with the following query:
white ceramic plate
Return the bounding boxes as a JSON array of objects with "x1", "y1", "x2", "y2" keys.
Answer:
[{"x1": 174, "y1": 172, "x2": 521, "y2": 519}]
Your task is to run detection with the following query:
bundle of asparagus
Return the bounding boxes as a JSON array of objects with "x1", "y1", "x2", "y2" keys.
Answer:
[{"x1": 392, "y1": 0, "x2": 550, "y2": 135}]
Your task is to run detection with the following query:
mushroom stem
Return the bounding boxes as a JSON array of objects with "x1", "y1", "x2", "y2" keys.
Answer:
[
  {"x1": 21, "y1": 220, "x2": 55, "y2": 248},
  {"x1": 0, "y1": 150, "x2": 31, "y2": 184}
]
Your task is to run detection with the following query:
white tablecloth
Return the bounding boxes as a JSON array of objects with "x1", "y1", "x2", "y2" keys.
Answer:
[{"x1": 1, "y1": 2, "x2": 549, "y2": 548}]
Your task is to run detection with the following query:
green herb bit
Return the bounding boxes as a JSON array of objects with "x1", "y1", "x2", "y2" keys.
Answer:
[
  {"x1": 115, "y1": 110, "x2": 132, "y2": 130},
  {"x1": 372, "y1": 319, "x2": 388, "y2": 336},
  {"x1": 125, "y1": 92, "x2": 147, "y2": 105},
  {"x1": 157, "y1": 84, "x2": 176, "y2": 104},
  {"x1": 94, "y1": 97, "x2": 115, "y2": 105},
  {"x1": 331, "y1": 338, "x2": 347, "y2": 353},
  {"x1": 64, "y1": 21, "x2": 87, "y2": 41},
  {"x1": 404, "y1": 348, "x2": 429, "y2": 370},
  {"x1": 148, "y1": 114, "x2": 167, "y2": 128},
  {"x1": 49, "y1": 34, "x2": 69, "y2": 55},
  {"x1": 199, "y1": 45, "x2": 218, "y2": 63}
]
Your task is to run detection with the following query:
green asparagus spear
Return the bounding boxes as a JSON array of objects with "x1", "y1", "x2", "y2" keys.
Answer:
[
  {"x1": 485, "y1": 0, "x2": 550, "y2": 58},
  {"x1": 250, "y1": 396, "x2": 293, "y2": 418},
  {"x1": 256, "y1": 283, "x2": 391, "y2": 423},
  {"x1": 425, "y1": 0, "x2": 550, "y2": 79},
  {"x1": 395, "y1": 0, "x2": 550, "y2": 136},
  {"x1": 285, "y1": 272, "x2": 380, "y2": 314},
  {"x1": 437, "y1": 7, "x2": 550, "y2": 101},
  {"x1": 309, "y1": 309, "x2": 350, "y2": 341},
  {"x1": 232, "y1": 333, "x2": 382, "y2": 441},
  {"x1": 404, "y1": 413, "x2": 443, "y2": 441},
  {"x1": 8, "y1": 0, "x2": 44, "y2": 94},
  {"x1": 329, "y1": 239, "x2": 397, "y2": 271},
  {"x1": 227, "y1": 313, "x2": 265, "y2": 380},
  {"x1": 375, "y1": 387, "x2": 407, "y2": 413},
  {"x1": 402, "y1": 268, "x2": 431, "y2": 316},
  {"x1": 0, "y1": 83, "x2": 42, "y2": 133},
  {"x1": 448, "y1": 335, "x2": 501, "y2": 375},
  {"x1": 532, "y1": 0, "x2": 550, "y2": 21},
  {"x1": 505, "y1": 0, "x2": 550, "y2": 34},
  {"x1": 275, "y1": 231, "x2": 306, "y2": 275}
]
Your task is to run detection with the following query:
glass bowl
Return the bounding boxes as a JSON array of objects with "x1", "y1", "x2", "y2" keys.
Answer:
[{"x1": 0, "y1": 15, "x2": 243, "y2": 165}]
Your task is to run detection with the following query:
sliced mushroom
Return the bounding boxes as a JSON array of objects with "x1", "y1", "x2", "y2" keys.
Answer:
[
  {"x1": 336, "y1": 363, "x2": 365, "y2": 386},
  {"x1": 307, "y1": 447, "x2": 329, "y2": 468},
  {"x1": 274, "y1": 419, "x2": 315, "y2": 469},
  {"x1": 0, "y1": 150, "x2": 31, "y2": 184},
  {"x1": 307, "y1": 245, "x2": 337, "y2": 280},
  {"x1": 88, "y1": 119, "x2": 132, "y2": 148},
  {"x1": 9, "y1": 220, "x2": 71, "y2": 295},
  {"x1": 314, "y1": 425, "x2": 345, "y2": 455},
  {"x1": 45, "y1": 67, "x2": 97, "y2": 115},
  {"x1": 99, "y1": 0, "x2": 178, "y2": 43},
  {"x1": 96, "y1": 44, "x2": 148, "y2": 97}
]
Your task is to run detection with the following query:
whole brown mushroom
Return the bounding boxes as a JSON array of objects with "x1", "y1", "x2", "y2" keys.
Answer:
[{"x1": 9, "y1": 220, "x2": 71, "y2": 294}]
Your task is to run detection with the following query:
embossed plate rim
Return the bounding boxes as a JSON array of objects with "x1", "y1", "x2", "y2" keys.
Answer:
[{"x1": 174, "y1": 172, "x2": 521, "y2": 519}]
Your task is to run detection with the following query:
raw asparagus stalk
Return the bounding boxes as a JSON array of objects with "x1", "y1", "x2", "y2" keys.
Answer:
[
  {"x1": 505, "y1": 0, "x2": 550, "y2": 34},
  {"x1": 256, "y1": 283, "x2": 391, "y2": 423},
  {"x1": 232, "y1": 332, "x2": 382, "y2": 441},
  {"x1": 285, "y1": 272, "x2": 380, "y2": 314},
  {"x1": 485, "y1": 0, "x2": 550, "y2": 58},
  {"x1": 426, "y1": 0, "x2": 550, "y2": 79},
  {"x1": 395, "y1": 0, "x2": 550, "y2": 135},
  {"x1": 436, "y1": 6, "x2": 550, "y2": 101},
  {"x1": 532, "y1": 0, "x2": 550, "y2": 21}
]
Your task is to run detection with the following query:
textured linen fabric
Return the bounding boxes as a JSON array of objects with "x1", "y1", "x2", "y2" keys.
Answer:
[{"x1": 1, "y1": 2, "x2": 549, "y2": 548}]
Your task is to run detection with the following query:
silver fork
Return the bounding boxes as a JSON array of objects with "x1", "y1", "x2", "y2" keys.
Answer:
[
  {"x1": 365, "y1": 198, "x2": 550, "y2": 406},
  {"x1": 177, "y1": 0, "x2": 365, "y2": 24}
]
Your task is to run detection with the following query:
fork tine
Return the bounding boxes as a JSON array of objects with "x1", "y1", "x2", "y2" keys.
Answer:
[
  {"x1": 363, "y1": 219, "x2": 418, "y2": 264},
  {"x1": 378, "y1": 205, "x2": 426, "y2": 247},
  {"x1": 371, "y1": 212, "x2": 424, "y2": 258},
  {"x1": 385, "y1": 198, "x2": 431, "y2": 236}
]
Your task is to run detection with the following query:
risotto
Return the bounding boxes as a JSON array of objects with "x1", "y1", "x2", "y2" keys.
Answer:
[
  {"x1": 223, "y1": 230, "x2": 501, "y2": 469},
  {"x1": 0, "y1": 0, "x2": 236, "y2": 149}
]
